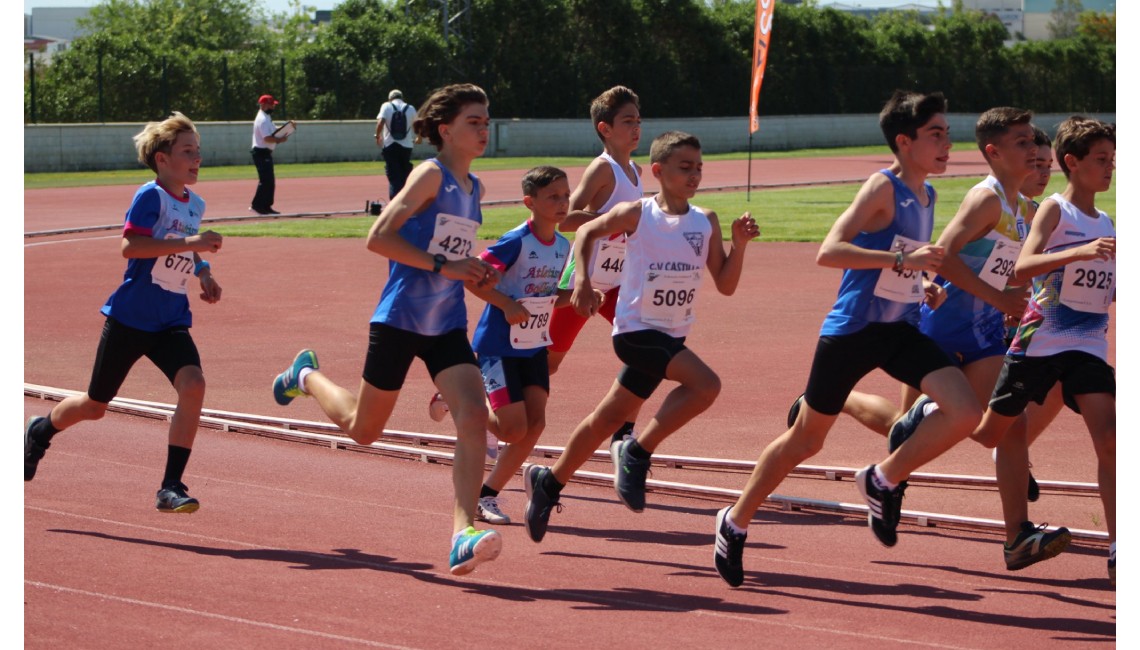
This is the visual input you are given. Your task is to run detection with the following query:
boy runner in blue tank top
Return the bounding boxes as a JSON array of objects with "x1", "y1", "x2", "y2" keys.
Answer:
[
  {"x1": 269, "y1": 84, "x2": 505, "y2": 577},
  {"x1": 24, "y1": 113, "x2": 224, "y2": 514},
  {"x1": 462, "y1": 166, "x2": 574, "y2": 525},
  {"x1": 969, "y1": 117, "x2": 1117, "y2": 584},
  {"x1": 522, "y1": 131, "x2": 760, "y2": 544},
  {"x1": 712, "y1": 91, "x2": 983, "y2": 588}
]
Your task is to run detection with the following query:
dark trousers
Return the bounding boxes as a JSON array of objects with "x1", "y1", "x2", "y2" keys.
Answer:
[
  {"x1": 251, "y1": 147, "x2": 275, "y2": 210},
  {"x1": 381, "y1": 143, "x2": 413, "y2": 199}
]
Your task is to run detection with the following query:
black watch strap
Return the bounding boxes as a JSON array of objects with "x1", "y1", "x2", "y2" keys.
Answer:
[{"x1": 432, "y1": 253, "x2": 447, "y2": 274}]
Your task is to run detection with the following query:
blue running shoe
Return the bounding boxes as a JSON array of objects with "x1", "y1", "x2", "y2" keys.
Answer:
[
  {"x1": 888, "y1": 395, "x2": 933, "y2": 453},
  {"x1": 449, "y1": 527, "x2": 502, "y2": 576},
  {"x1": 273, "y1": 349, "x2": 319, "y2": 406}
]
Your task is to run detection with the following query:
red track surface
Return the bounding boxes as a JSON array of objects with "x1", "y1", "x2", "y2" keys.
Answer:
[{"x1": 24, "y1": 154, "x2": 1115, "y2": 648}]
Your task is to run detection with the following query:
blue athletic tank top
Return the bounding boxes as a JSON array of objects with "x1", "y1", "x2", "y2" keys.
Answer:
[
  {"x1": 820, "y1": 169, "x2": 935, "y2": 336},
  {"x1": 371, "y1": 159, "x2": 482, "y2": 335}
]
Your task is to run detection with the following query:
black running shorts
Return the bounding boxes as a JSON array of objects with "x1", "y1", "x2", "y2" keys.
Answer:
[
  {"x1": 989, "y1": 350, "x2": 1115, "y2": 416},
  {"x1": 87, "y1": 317, "x2": 202, "y2": 404},
  {"x1": 362, "y1": 323, "x2": 477, "y2": 391},
  {"x1": 804, "y1": 321, "x2": 953, "y2": 416},
  {"x1": 612, "y1": 329, "x2": 688, "y2": 400}
]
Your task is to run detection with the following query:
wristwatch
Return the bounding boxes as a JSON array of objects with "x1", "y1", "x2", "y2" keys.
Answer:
[{"x1": 432, "y1": 253, "x2": 447, "y2": 274}]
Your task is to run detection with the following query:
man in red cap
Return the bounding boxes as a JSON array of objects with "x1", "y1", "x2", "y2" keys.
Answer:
[{"x1": 250, "y1": 94, "x2": 292, "y2": 215}]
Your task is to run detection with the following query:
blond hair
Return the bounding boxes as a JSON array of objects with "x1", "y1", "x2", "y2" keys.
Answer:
[{"x1": 133, "y1": 112, "x2": 198, "y2": 173}]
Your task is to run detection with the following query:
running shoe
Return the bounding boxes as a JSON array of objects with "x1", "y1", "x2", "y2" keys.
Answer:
[
  {"x1": 1004, "y1": 521, "x2": 1071, "y2": 570},
  {"x1": 888, "y1": 395, "x2": 933, "y2": 453},
  {"x1": 272, "y1": 349, "x2": 319, "y2": 406},
  {"x1": 448, "y1": 527, "x2": 502, "y2": 576},
  {"x1": 523, "y1": 464, "x2": 561, "y2": 543},
  {"x1": 476, "y1": 495, "x2": 510, "y2": 525},
  {"x1": 610, "y1": 421, "x2": 636, "y2": 446},
  {"x1": 155, "y1": 482, "x2": 200, "y2": 513},
  {"x1": 611, "y1": 436, "x2": 651, "y2": 513},
  {"x1": 855, "y1": 464, "x2": 902, "y2": 547},
  {"x1": 786, "y1": 393, "x2": 805, "y2": 428},
  {"x1": 24, "y1": 416, "x2": 50, "y2": 482},
  {"x1": 1027, "y1": 469, "x2": 1040, "y2": 503},
  {"x1": 714, "y1": 506, "x2": 748, "y2": 587}
]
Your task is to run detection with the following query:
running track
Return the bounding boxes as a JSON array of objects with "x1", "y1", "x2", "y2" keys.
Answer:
[{"x1": 23, "y1": 153, "x2": 1117, "y2": 648}]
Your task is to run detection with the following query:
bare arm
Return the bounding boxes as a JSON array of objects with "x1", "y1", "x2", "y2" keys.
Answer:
[
  {"x1": 121, "y1": 230, "x2": 222, "y2": 258},
  {"x1": 560, "y1": 158, "x2": 616, "y2": 232},
  {"x1": 934, "y1": 189, "x2": 1027, "y2": 317},
  {"x1": 817, "y1": 174, "x2": 944, "y2": 273},
  {"x1": 1013, "y1": 199, "x2": 1116, "y2": 281},
  {"x1": 704, "y1": 211, "x2": 760, "y2": 296},
  {"x1": 366, "y1": 164, "x2": 493, "y2": 285},
  {"x1": 570, "y1": 200, "x2": 642, "y2": 315}
]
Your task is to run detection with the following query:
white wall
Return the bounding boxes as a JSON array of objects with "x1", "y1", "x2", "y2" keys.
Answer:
[{"x1": 24, "y1": 112, "x2": 1116, "y2": 173}]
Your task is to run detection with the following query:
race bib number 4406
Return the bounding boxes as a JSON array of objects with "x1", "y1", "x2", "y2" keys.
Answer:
[
  {"x1": 589, "y1": 238, "x2": 627, "y2": 291},
  {"x1": 428, "y1": 213, "x2": 478, "y2": 261}
]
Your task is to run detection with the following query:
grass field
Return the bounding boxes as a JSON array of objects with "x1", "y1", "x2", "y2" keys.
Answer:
[{"x1": 211, "y1": 174, "x2": 1114, "y2": 243}]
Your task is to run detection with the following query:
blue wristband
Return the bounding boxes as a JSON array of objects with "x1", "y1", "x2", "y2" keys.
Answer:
[{"x1": 194, "y1": 260, "x2": 211, "y2": 277}]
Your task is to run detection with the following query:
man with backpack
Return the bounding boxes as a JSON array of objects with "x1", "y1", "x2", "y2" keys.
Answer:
[{"x1": 375, "y1": 89, "x2": 418, "y2": 199}]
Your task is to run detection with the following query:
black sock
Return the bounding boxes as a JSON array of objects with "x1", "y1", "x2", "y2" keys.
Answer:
[
  {"x1": 627, "y1": 439, "x2": 651, "y2": 460},
  {"x1": 541, "y1": 470, "x2": 564, "y2": 497},
  {"x1": 480, "y1": 484, "x2": 499, "y2": 499},
  {"x1": 29, "y1": 413, "x2": 61, "y2": 446},
  {"x1": 610, "y1": 421, "x2": 635, "y2": 444},
  {"x1": 163, "y1": 445, "x2": 192, "y2": 486}
]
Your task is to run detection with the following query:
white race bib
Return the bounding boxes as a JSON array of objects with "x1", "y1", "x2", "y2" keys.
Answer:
[
  {"x1": 150, "y1": 233, "x2": 194, "y2": 294},
  {"x1": 873, "y1": 234, "x2": 925, "y2": 303},
  {"x1": 978, "y1": 238, "x2": 1022, "y2": 291},
  {"x1": 428, "y1": 213, "x2": 477, "y2": 261},
  {"x1": 509, "y1": 296, "x2": 557, "y2": 349},
  {"x1": 1060, "y1": 258, "x2": 1115, "y2": 314},
  {"x1": 589, "y1": 237, "x2": 627, "y2": 291},
  {"x1": 640, "y1": 270, "x2": 701, "y2": 328}
]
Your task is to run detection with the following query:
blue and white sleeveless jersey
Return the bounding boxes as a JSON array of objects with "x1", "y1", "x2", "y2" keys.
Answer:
[
  {"x1": 473, "y1": 220, "x2": 570, "y2": 357},
  {"x1": 371, "y1": 159, "x2": 483, "y2": 335},
  {"x1": 101, "y1": 180, "x2": 206, "y2": 332},
  {"x1": 920, "y1": 175, "x2": 1026, "y2": 351},
  {"x1": 820, "y1": 169, "x2": 935, "y2": 336}
]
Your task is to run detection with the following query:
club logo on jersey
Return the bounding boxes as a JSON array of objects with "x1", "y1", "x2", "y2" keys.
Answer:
[
  {"x1": 899, "y1": 199, "x2": 916, "y2": 208},
  {"x1": 529, "y1": 251, "x2": 539, "y2": 259},
  {"x1": 444, "y1": 184, "x2": 459, "y2": 193},
  {"x1": 647, "y1": 272, "x2": 659, "y2": 282},
  {"x1": 684, "y1": 232, "x2": 705, "y2": 256}
]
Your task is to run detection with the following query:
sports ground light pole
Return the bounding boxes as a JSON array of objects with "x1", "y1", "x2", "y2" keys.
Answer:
[{"x1": 747, "y1": 0, "x2": 775, "y2": 204}]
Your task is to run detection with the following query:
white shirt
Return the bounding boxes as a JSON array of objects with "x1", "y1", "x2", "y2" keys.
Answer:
[
  {"x1": 377, "y1": 99, "x2": 416, "y2": 149},
  {"x1": 252, "y1": 110, "x2": 277, "y2": 150}
]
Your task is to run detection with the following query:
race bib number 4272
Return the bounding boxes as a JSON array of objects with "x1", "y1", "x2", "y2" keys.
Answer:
[{"x1": 428, "y1": 213, "x2": 478, "y2": 261}]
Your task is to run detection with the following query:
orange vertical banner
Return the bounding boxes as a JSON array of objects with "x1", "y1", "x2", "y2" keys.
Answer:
[{"x1": 749, "y1": 0, "x2": 776, "y2": 133}]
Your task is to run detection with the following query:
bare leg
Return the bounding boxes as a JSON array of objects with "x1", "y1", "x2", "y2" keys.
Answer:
[
  {"x1": 842, "y1": 391, "x2": 901, "y2": 437},
  {"x1": 435, "y1": 364, "x2": 491, "y2": 534},
  {"x1": 551, "y1": 380, "x2": 643, "y2": 485},
  {"x1": 995, "y1": 413, "x2": 1031, "y2": 543},
  {"x1": 485, "y1": 386, "x2": 548, "y2": 493},
  {"x1": 304, "y1": 370, "x2": 398, "y2": 445},
  {"x1": 1076, "y1": 392, "x2": 1115, "y2": 543},
  {"x1": 636, "y1": 349, "x2": 721, "y2": 453},
  {"x1": 168, "y1": 366, "x2": 206, "y2": 449}
]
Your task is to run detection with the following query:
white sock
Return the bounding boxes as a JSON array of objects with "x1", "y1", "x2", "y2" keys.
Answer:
[
  {"x1": 725, "y1": 508, "x2": 748, "y2": 535},
  {"x1": 873, "y1": 465, "x2": 899, "y2": 491},
  {"x1": 298, "y1": 367, "x2": 313, "y2": 394}
]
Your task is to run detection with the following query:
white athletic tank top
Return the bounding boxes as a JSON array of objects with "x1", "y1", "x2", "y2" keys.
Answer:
[
  {"x1": 613, "y1": 198, "x2": 711, "y2": 338},
  {"x1": 560, "y1": 152, "x2": 643, "y2": 291}
]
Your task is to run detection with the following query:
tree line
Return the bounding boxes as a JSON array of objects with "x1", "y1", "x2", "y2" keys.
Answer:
[{"x1": 24, "y1": 0, "x2": 1115, "y2": 124}]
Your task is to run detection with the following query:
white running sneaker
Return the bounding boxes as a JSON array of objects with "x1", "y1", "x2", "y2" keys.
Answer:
[{"x1": 476, "y1": 495, "x2": 511, "y2": 524}]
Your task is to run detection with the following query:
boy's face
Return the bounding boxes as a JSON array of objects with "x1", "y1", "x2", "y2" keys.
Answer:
[
  {"x1": 441, "y1": 101, "x2": 490, "y2": 158},
  {"x1": 986, "y1": 123, "x2": 1038, "y2": 178},
  {"x1": 1067, "y1": 138, "x2": 1115, "y2": 193},
  {"x1": 157, "y1": 131, "x2": 202, "y2": 187},
  {"x1": 600, "y1": 103, "x2": 641, "y2": 152},
  {"x1": 527, "y1": 177, "x2": 571, "y2": 226},
  {"x1": 652, "y1": 145, "x2": 702, "y2": 199},
  {"x1": 1019, "y1": 146, "x2": 1053, "y2": 199},
  {"x1": 901, "y1": 114, "x2": 951, "y2": 175}
]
